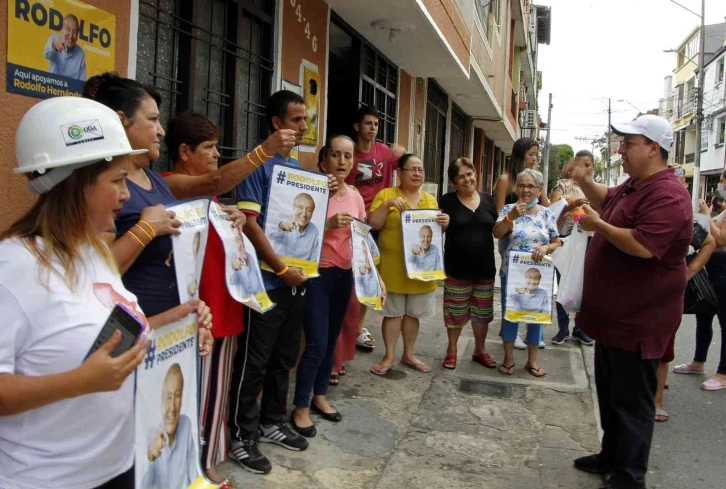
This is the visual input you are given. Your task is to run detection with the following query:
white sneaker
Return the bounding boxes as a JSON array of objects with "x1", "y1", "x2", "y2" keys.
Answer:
[
  {"x1": 539, "y1": 340, "x2": 546, "y2": 349},
  {"x1": 514, "y1": 334, "x2": 526, "y2": 350}
]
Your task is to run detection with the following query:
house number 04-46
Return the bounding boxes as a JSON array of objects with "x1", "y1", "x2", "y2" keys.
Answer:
[{"x1": 290, "y1": 0, "x2": 317, "y2": 52}]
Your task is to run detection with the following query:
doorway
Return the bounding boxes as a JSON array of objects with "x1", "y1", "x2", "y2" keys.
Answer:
[{"x1": 326, "y1": 20, "x2": 360, "y2": 139}]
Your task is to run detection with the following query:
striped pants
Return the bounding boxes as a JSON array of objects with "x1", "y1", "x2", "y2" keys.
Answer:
[{"x1": 199, "y1": 335, "x2": 236, "y2": 470}]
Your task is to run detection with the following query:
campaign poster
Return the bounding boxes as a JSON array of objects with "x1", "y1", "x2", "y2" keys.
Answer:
[
  {"x1": 301, "y1": 62, "x2": 320, "y2": 147},
  {"x1": 6, "y1": 0, "x2": 116, "y2": 98},
  {"x1": 401, "y1": 209, "x2": 445, "y2": 281},
  {"x1": 351, "y1": 219, "x2": 383, "y2": 310},
  {"x1": 168, "y1": 200, "x2": 210, "y2": 304},
  {"x1": 504, "y1": 251, "x2": 555, "y2": 324},
  {"x1": 262, "y1": 164, "x2": 329, "y2": 277},
  {"x1": 208, "y1": 201, "x2": 274, "y2": 313}
]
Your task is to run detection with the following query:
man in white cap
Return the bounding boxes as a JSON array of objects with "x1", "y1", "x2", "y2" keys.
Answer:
[{"x1": 566, "y1": 114, "x2": 693, "y2": 489}]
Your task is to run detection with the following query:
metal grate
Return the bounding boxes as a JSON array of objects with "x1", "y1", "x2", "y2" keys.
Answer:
[
  {"x1": 360, "y1": 45, "x2": 398, "y2": 145},
  {"x1": 448, "y1": 103, "x2": 466, "y2": 192},
  {"x1": 137, "y1": 0, "x2": 274, "y2": 172},
  {"x1": 423, "y1": 79, "x2": 449, "y2": 191}
]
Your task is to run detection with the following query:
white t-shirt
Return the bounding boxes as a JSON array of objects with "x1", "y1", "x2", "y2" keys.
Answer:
[{"x1": 0, "y1": 238, "x2": 147, "y2": 489}]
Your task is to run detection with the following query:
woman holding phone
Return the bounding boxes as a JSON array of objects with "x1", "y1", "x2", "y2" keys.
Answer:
[{"x1": 0, "y1": 97, "x2": 151, "y2": 488}]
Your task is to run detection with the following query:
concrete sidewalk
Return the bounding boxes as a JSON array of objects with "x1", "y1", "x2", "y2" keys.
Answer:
[{"x1": 218, "y1": 287, "x2": 604, "y2": 489}]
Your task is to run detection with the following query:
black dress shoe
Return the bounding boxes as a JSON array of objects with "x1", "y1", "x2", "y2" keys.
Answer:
[
  {"x1": 311, "y1": 402, "x2": 342, "y2": 422},
  {"x1": 574, "y1": 454, "x2": 610, "y2": 474},
  {"x1": 290, "y1": 414, "x2": 317, "y2": 438}
]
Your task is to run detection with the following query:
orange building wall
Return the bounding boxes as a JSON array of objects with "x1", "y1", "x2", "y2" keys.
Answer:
[
  {"x1": 397, "y1": 69, "x2": 412, "y2": 149},
  {"x1": 0, "y1": 0, "x2": 132, "y2": 232},
  {"x1": 414, "y1": 77, "x2": 427, "y2": 156},
  {"x1": 421, "y1": 0, "x2": 470, "y2": 72},
  {"x1": 278, "y1": 0, "x2": 328, "y2": 170}
]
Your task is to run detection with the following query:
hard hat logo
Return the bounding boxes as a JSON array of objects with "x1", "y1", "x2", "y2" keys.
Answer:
[
  {"x1": 60, "y1": 119, "x2": 105, "y2": 147},
  {"x1": 67, "y1": 126, "x2": 84, "y2": 140}
]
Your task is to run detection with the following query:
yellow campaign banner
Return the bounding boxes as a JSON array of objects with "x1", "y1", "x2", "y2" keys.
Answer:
[{"x1": 6, "y1": 0, "x2": 116, "y2": 98}]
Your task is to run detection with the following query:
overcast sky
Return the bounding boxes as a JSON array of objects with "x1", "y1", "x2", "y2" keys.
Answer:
[{"x1": 535, "y1": 0, "x2": 726, "y2": 154}]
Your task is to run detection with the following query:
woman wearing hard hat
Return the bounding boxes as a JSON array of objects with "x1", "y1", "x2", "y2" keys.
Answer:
[{"x1": 0, "y1": 97, "x2": 149, "y2": 488}]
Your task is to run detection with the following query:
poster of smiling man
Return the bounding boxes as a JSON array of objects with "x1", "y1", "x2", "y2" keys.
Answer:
[
  {"x1": 208, "y1": 201, "x2": 273, "y2": 313},
  {"x1": 351, "y1": 219, "x2": 383, "y2": 310},
  {"x1": 135, "y1": 200, "x2": 213, "y2": 489},
  {"x1": 401, "y1": 209, "x2": 445, "y2": 281},
  {"x1": 504, "y1": 251, "x2": 555, "y2": 324},
  {"x1": 262, "y1": 164, "x2": 329, "y2": 277},
  {"x1": 7, "y1": 0, "x2": 116, "y2": 98}
]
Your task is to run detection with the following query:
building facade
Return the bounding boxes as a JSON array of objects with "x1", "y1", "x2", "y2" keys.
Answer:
[
  {"x1": 0, "y1": 0, "x2": 551, "y2": 230},
  {"x1": 701, "y1": 42, "x2": 726, "y2": 199}
]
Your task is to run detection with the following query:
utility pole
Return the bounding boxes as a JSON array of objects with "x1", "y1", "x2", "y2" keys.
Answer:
[
  {"x1": 607, "y1": 98, "x2": 612, "y2": 186},
  {"x1": 542, "y1": 93, "x2": 553, "y2": 192},
  {"x1": 692, "y1": 0, "x2": 706, "y2": 211}
]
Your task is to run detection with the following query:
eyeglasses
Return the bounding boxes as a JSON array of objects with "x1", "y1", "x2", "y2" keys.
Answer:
[
  {"x1": 401, "y1": 168, "x2": 425, "y2": 174},
  {"x1": 517, "y1": 184, "x2": 539, "y2": 190}
]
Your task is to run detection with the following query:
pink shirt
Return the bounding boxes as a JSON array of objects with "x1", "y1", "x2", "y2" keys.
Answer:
[{"x1": 320, "y1": 186, "x2": 366, "y2": 269}]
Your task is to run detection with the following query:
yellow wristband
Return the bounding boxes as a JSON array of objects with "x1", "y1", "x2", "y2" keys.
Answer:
[
  {"x1": 137, "y1": 220, "x2": 156, "y2": 238},
  {"x1": 505, "y1": 214, "x2": 513, "y2": 222},
  {"x1": 256, "y1": 145, "x2": 271, "y2": 160},
  {"x1": 246, "y1": 153, "x2": 259, "y2": 168},
  {"x1": 134, "y1": 223, "x2": 153, "y2": 241},
  {"x1": 275, "y1": 266, "x2": 289, "y2": 276},
  {"x1": 128, "y1": 230, "x2": 146, "y2": 247}
]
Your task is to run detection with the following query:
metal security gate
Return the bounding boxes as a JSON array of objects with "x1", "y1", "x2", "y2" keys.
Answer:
[
  {"x1": 447, "y1": 103, "x2": 466, "y2": 192},
  {"x1": 423, "y1": 79, "x2": 448, "y2": 189},
  {"x1": 360, "y1": 44, "x2": 397, "y2": 145},
  {"x1": 137, "y1": 0, "x2": 274, "y2": 172}
]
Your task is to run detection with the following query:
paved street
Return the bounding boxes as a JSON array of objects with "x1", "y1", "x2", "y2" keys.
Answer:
[
  {"x1": 218, "y1": 286, "x2": 604, "y2": 489},
  {"x1": 648, "y1": 314, "x2": 725, "y2": 489}
]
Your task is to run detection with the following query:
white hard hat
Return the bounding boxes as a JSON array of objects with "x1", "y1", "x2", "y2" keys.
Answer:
[{"x1": 14, "y1": 97, "x2": 147, "y2": 194}]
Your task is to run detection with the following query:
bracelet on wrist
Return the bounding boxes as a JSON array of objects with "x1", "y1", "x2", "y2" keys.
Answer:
[
  {"x1": 276, "y1": 266, "x2": 289, "y2": 277},
  {"x1": 128, "y1": 229, "x2": 147, "y2": 247},
  {"x1": 505, "y1": 214, "x2": 513, "y2": 222},
  {"x1": 137, "y1": 220, "x2": 156, "y2": 238}
]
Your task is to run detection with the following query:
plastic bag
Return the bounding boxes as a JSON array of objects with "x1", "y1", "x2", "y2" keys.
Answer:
[{"x1": 551, "y1": 223, "x2": 588, "y2": 312}]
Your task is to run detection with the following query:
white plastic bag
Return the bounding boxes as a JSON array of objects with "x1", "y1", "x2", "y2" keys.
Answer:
[{"x1": 551, "y1": 223, "x2": 588, "y2": 312}]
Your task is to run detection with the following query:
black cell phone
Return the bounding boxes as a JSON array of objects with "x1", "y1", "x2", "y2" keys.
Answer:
[{"x1": 85, "y1": 304, "x2": 145, "y2": 359}]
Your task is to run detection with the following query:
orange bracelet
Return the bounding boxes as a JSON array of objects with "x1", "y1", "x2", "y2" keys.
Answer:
[
  {"x1": 505, "y1": 214, "x2": 513, "y2": 222},
  {"x1": 128, "y1": 229, "x2": 146, "y2": 247},
  {"x1": 246, "y1": 154, "x2": 259, "y2": 168},
  {"x1": 275, "y1": 266, "x2": 289, "y2": 276}
]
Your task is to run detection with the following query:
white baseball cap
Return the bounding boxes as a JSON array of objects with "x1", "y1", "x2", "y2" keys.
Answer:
[{"x1": 610, "y1": 114, "x2": 674, "y2": 152}]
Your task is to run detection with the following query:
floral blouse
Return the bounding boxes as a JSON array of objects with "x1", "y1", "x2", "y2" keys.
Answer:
[{"x1": 496, "y1": 204, "x2": 559, "y2": 276}]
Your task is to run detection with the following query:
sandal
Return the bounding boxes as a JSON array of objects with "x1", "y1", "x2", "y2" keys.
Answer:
[
  {"x1": 472, "y1": 350, "x2": 497, "y2": 368},
  {"x1": 524, "y1": 364, "x2": 546, "y2": 378},
  {"x1": 443, "y1": 353, "x2": 457, "y2": 369},
  {"x1": 338, "y1": 365, "x2": 348, "y2": 376},
  {"x1": 498, "y1": 364, "x2": 515, "y2": 375},
  {"x1": 329, "y1": 373, "x2": 340, "y2": 386},
  {"x1": 401, "y1": 358, "x2": 431, "y2": 373},
  {"x1": 655, "y1": 408, "x2": 669, "y2": 422},
  {"x1": 356, "y1": 328, "x2": 375, "y2": 351},
  {"x1": 673, "y1": 363, "x2": 706, "y2": 375},
  {"x1": 370, "y1": 362, "x2": 393, "y2": 376}
]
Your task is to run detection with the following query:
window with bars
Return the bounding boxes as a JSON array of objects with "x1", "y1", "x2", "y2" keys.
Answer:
[
  {"x1": 360, "y1": 45, "x2": 397, "y2": 145},
  {"x1": 423, "y1": 79, "x2": 449, "y2": 190},
  {"x1": 136, "y1": 0, "x2": 275, "y2": 172}
]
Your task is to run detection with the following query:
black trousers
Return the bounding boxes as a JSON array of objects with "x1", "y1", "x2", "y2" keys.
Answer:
[
  {"x1": 228, "y1": 285, "x2": 305, "y2": 440},
  {"x1": 595, "y1": 343, "x2": 659, "y2": 489}
]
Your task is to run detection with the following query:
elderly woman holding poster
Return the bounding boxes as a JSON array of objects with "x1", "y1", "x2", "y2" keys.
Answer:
[
  {"x1": 291, "y1": 135, "x2": 367, "y2": 438},
  {"x1": 368, "y1": 154, "x2": 449, "y2": 375},
  {"x1": 493, "y1": 169, "x2": 560, "y2": 378}
]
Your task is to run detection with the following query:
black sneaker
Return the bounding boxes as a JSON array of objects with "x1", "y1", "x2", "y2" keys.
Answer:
[
  {"x1": 259, "y1": 421, "x2": 309, "y2": 451},
  {"x1": 551, "y1": 330, "x2": 570, "y2": 345},
  {"x1": 228, "y1": 438, "x2": 272, "y2": 474},
  {"x1": 574, "y1": 453, "x2": 610, "y2": 474},
  {"x1": 571, "y1": 328, "x2": 595, "y2": 346}
]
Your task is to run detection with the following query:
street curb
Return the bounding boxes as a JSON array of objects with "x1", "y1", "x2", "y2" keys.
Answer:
[{"x1": 581, "y1": 343, "x2": 603, "y2": 442}]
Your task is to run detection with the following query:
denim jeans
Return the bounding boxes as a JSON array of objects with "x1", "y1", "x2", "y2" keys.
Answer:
[
  {"x1": 694, "y1": 253, "x2": 726, "y2": 374},
  {"x1": 294, "y1": 266, "x2": 353, "y2": 408},
  {"x1": 500, "y1": 274, "x2": 544, "y2": 344}
]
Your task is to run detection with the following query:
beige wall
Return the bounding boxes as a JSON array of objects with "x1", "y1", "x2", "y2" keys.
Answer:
[
  {"x1": 278, "y1": 0, "x2": 329, "y2": 170},
  {"x1": 397, "y1": 70, "x2": 413, "y2": 149},
  {"x1": 421, "y1": 0, "x2": 471, "y2": 72},
  {"x1": 0, "y1": 0, "x2": 132, "y2": 232}
]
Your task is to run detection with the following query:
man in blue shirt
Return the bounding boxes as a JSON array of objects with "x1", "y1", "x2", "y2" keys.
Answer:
[
  {"x1": 268, "y1": 193, "x2": 320, "y2": 261},
  {"x1": 509, "y1": 268, "x2": 550, "y2": 313},
  {"x1": 408, "y1": 225, "x2": 442, "y2": 272},
  {"x1": 43, "y1": 14, "x2": 86, "y2": 80},
  {"x1": 228, "y1": 90, "x2": 335, "y2": 475}
]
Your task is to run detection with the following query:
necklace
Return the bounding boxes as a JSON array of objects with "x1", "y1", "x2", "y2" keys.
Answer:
[{"x1": 333, "y1": 184, "x2": 348, "y2": 202}]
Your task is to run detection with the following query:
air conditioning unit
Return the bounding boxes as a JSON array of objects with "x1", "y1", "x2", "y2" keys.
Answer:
[{"x1": 524, "y1": 110, "x2": 537, "y2": 128}]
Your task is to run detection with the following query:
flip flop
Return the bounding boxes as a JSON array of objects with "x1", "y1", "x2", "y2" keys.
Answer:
[
  {"x1": 356, "y1": 328, "x2": 375, "y2": 351},
  {"x1": 524, "y1": 364, "x2": 546, "y2": 378},
  {"x1": 701, "y1": 378, "x2": 726, "y2": 391},
  {"x1": 370, "y1": 363, "x2": 393, "y2": 376},
  {"x1": 655, "y1": 408, "x2": 669, "y2": 422},
  {"x1": 498, "y1": 364, "x2": 515, "y2": 375},
  {"x1": 443, "y1": 353, "x2": 457, "y2": 369},
  {"x1": 673, "y1": 363, "x2": 706, "y2": 374},
  {"x1": 401, "y1": 359, "x2": 431, "y2": 373}
]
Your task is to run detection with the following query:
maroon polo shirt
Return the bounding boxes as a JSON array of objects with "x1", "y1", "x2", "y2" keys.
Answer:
[{"x1": 579, "y1": 168, "x2": 692, "y2": 359}]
